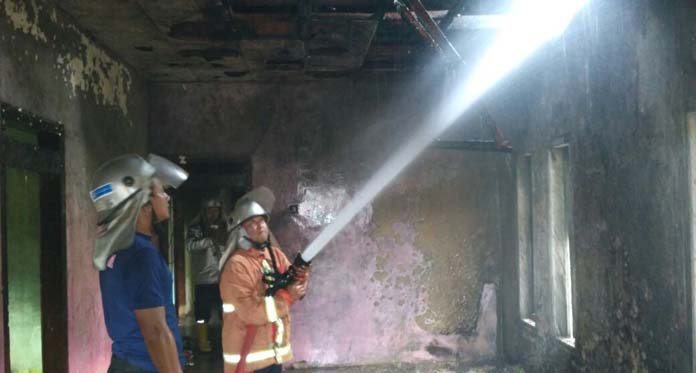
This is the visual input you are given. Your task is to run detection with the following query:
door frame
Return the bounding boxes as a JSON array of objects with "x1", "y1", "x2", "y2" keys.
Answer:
[
  {"x1": 0, "y1": 102, "x2": 67, "y2": 373},
  {"x1": 162, "y1": 156, "x2": 250, "y2": 318}
]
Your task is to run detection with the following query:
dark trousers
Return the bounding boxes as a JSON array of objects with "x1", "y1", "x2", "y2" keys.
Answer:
[
  {"x1": 194, "y1": 283, "x2": 222, "y2": 321},
  {"x1": 254, "y1": 364, "x2": 282, "y2": 373},
  {"x1": 107, "y1": 355, "x2": 154, "y2": 373}
]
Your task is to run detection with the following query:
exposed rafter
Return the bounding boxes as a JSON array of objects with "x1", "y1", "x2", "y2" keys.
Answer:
[
  {"x1": 396, "y1": 0, "x2": 442, "y2": 53},
  {"x1": 396, "y1": 1, "x2": 513, "y2": 150},
  {"x1": 402, "y1": 0, "x2": 461, "y2": 63},
  {"x1": 432, "y1": 140, "x2": 512, "y2": 153},
  {"x1": 57, "y1": 0, "x2": 506, "y2": 81}
]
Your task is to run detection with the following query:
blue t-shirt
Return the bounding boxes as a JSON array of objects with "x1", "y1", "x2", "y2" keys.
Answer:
[{"x1": 99, "y1": 233, "x2": 185, "y2": 371}]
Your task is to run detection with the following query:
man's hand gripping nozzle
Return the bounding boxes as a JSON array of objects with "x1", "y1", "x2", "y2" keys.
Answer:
[{"x1": 264, "y1": 254, "x2": 311, "y2": 297}]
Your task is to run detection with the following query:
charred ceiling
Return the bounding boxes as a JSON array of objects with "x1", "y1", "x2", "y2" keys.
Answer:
[{"x1": 56, "y1": 0, "x2": 509, "y2": 81}]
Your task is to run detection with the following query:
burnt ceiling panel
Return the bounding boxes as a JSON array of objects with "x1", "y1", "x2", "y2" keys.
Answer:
[
  {"x1": 305, "y1": 16, "x2": 378, "y2": 71},
  {"x1": 241, "y1": 39, "x2": 305, "y2": 70},
  {"x1": 134, "y1": 0, "x2": 200, "y2": 33},
  {"x1": 56, "y1": 0, "x2": 509, "y2": 81}
]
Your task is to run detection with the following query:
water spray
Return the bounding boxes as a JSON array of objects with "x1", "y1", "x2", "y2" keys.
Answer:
[{"x1": 275, "y1": 0, "x2": 590, "y2": 288}]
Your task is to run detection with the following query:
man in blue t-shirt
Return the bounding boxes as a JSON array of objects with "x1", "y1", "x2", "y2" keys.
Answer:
[{"x1": 90, "y1": 154, "x2": 189, "y2": 372}]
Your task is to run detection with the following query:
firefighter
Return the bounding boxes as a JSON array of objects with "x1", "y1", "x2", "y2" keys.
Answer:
[
  {"x1": 218, "y1": 189, "x2": 309, "y2": 373},
  {"x1": 186, "y1": 197, "x2": 227, "y2": 353},
  {"x1": 90, "y1": 154, "x2": 188, "y2": 372}
]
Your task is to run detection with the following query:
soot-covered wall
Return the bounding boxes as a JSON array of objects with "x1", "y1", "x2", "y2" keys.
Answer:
[
  {"x1": 150, "y1": 77, "x2": 511, "y2": 367},
  {"x1": 1, "y1": 0, "x2": 149, "y2": 371},
  {"x1": 493, "y1": 0, "x2": 696, "y2": 371}
]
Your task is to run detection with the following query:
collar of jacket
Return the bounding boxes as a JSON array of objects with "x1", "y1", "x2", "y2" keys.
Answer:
[{"x1": 238, "y1": 246, "x2": 274, "y2": 260}]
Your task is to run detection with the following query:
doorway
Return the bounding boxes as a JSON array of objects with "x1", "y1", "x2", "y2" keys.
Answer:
[
  {"x1": 168, "y1": 158, "x2": 250, "y2": 329},
  {"x1": 0, "y1": 103, "x2": 67, "y2": 373}
]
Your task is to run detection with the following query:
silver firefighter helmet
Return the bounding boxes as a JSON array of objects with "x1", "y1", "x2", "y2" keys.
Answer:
[
  {"x1": 227, "y1": 185, "x2": 275, "y2": 228},
  {"x1": 228, "y1": 199, "x2": 269, "y2": 229},
  {"x1": 219, "y1": 187, "x2": 275, "y2": 269},
  {"x1": 147, "y1": 154, "x2": 188, "y2": 189},
  {"x1": 91, "y1": 155, "x2": 155, "y2": 225},
  {"x1": 90, "y1": 154, "x2": 188, "y2": 270}
]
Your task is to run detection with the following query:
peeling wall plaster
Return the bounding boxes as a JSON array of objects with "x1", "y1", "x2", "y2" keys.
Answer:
[
  {"x1": 56, "y1": 34, "x2": 133, "y2": 117},
  {"x1": 1, "y1": 0, "x2": 150, "y2": 371},
  {"x1": 4, "y1": 0, "x2": 47, "y2": 42},
  {"x1": 2, "y1": 0, "x2": 133, "y2": 117}
]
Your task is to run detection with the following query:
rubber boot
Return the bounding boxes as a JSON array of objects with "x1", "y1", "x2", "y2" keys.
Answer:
[{"x1": 196, "y1": 322, "x2": 212, "y2": 353}]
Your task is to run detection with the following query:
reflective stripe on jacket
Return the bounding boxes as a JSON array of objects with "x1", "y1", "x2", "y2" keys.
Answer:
[{"x1": 220, "y1": 246, "x2": 294, "y2": 373}]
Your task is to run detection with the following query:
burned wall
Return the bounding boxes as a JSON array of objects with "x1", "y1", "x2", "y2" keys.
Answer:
[
  {"x1": 0, "y1": 0, "x2": 149, "y2": 371},
  {"x1": 150, "y1": 77, "x2": 509, "y2": 367},
  {"x1": 494, "y1": 0, "x2": 696, "y2": 371}
]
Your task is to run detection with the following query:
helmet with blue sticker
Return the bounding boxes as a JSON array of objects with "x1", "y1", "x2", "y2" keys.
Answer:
[{"x1": 89, "y1": 154, "x2": 188, "y2": 270}]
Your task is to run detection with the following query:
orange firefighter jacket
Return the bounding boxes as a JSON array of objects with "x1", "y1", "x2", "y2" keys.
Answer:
[{"x1": 219, "y1": 246, "x2": 295, "y2": 373}]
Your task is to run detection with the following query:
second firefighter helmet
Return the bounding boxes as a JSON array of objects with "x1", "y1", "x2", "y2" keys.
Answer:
[
  {"x1": 228, "y1": 198, "x2": 269, "y2": 229},
  {"x1": 219, "y1": 187, "x2": 275, "y2": 269}
]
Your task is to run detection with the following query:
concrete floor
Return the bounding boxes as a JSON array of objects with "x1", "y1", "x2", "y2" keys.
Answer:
[
  {"x1": 182, "y1": 324, "x2": 521, "y2": 373},
  {"x1": 185, "y1": 352, "x2": 521, "y2": 373}
]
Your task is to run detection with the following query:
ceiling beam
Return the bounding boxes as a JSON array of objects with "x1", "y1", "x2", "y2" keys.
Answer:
[
  {"x1": 402, "y1": 0, "x2": 461, "y2": 63},
  {"x1": 295, "y1": 12, "x2": 508, "y2": 30},
  {"x1": 396, "y1": 2, "x2": 442, "y2": 54},
  {"x1": 133, "y1": 0, "x2": 199, "y2": 33},
  {"x1": 431, "y1": 140, "x2": 513, "y2": 153},
  {"x1": 356, "y1": 0, "x2": 390, "y2": 69}
]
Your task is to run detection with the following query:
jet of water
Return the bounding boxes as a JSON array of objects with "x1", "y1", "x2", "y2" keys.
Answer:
[{"x1": 301, "y1": 0, "x2": 589, "y2": 262}]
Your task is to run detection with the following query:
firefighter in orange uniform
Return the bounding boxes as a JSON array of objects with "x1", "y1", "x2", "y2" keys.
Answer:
[{"x1": 218, "y1": 193, "x2": 309, "y2": 373}]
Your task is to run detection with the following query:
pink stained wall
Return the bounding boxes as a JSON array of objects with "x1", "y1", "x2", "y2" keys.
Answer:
[
  {"x1": 249, "y1": 80, "x2": 507, "y2": 367},
  {"x1": 0, "y1": 0, "x2": 149, "y2": 371},
  {"x1": 149, "y1": 67, "x2": 509, "y2": 368},
  {"x1": 258, "y1": 149, "x2": 505, "y2": 367}
]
